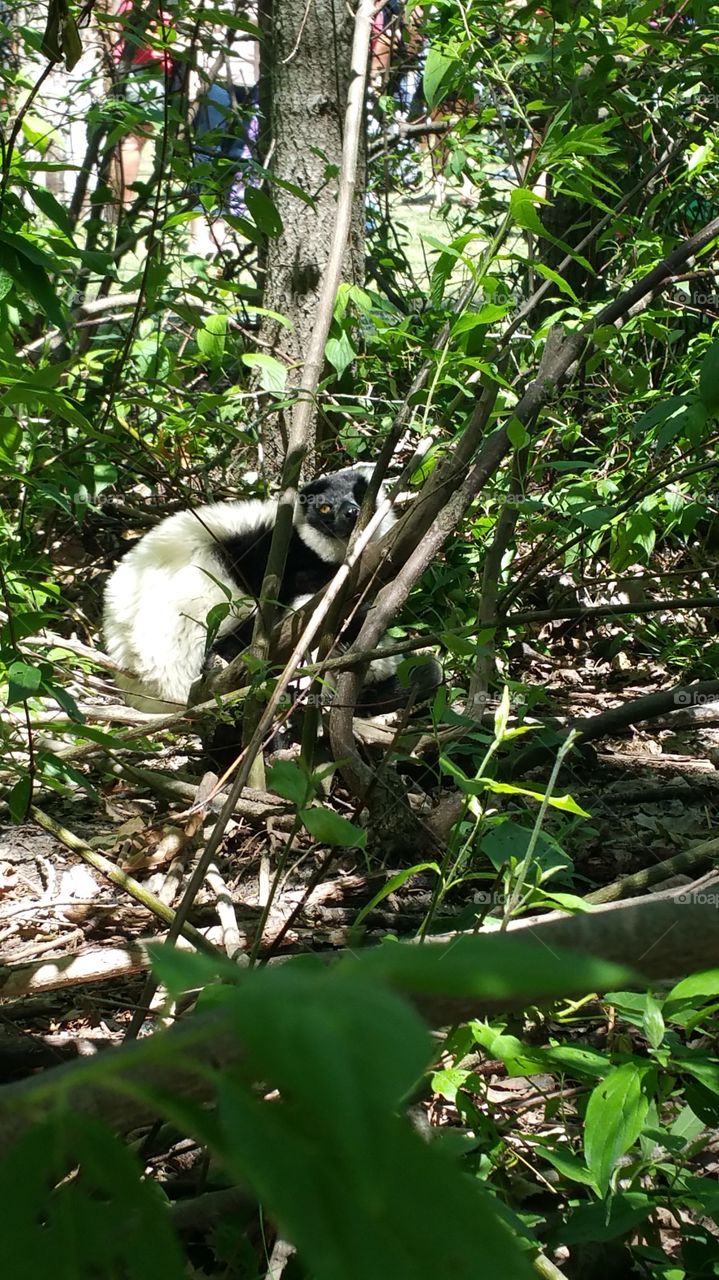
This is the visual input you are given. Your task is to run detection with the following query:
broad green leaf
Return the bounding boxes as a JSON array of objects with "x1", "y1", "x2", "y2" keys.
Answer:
[
  {"x1": 451, "y1": 306, "x2": 509, "y2": 334},
  {"x1": 244, "y1": 186, "x2": 284, "y2": 238},
  {"x1": 216, "y1": 968, "x2": 532, "y2": 1280},
  {"x1": 584, "y1": 1063, "x2": 654, "y2": 1195},
  {"x1": 0, "y1": 1117, "x2": 185, "y2": 1278},
  {"x1": 507, "y1": 416, "x2": 530, "y2": 447},
  {"x1": 4, "y1": 251, "x2": 64, "y2": 329},
  {"x1": 148, "y1": 941, "x2": 238, "y2": 997},
  {"x1": 0, "y1": 417, "x2": 22, "y2": 458},
  {"x1": 558, "y1": 1193, "x2": 653, "y2": 1244},
  {"x1": 422, "y1": 46, "x2": 457, "y2": 110},
  {"x1": 431, "y1": 1066, "x2": 472, "y2": 1101},
  {"x1": 325, "y1": 330, "x2": 356, "y2": 378},
  {"x1": 241, "y1": 352, "x2": 287, "y2": 393},
  {"x1": 510, "y1": 188, "x2": 546, "y2": 234},
  {"x1": 197, "y1": 312, "x2": 228, "y2": 359},
  {"x1": 0, "y1": 385, "x2": 91, "y2": 432},
  {"x1": 674, "y1": 1052, "x2": 719, "y2": 1097},
  {"x1": 267, "y1": 759, "x2": 314, "y2": 807},
  {"x1": 666, "y1": 969, "x2": 719, "y2": 1007},
  {"x1": 8, "y1": 775, "x2": 32, "y2": 823},
  {"x1": 7, "y1": 660, "x2": 42, "y2": 704},
  {"x1": 540, "y1": 1044, "x2": 610, "y2": 1079},
  {"x1": 299, "y1": 806, "x2": 367, "y2": 848},
  {"x1": 535, "y1": 1143, "x2": 598, "y2": 1188}
]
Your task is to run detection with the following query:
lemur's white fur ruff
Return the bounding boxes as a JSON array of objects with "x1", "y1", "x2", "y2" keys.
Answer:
[{"x1": 103, "y1": 469, "x2": 397, "y2": 714}]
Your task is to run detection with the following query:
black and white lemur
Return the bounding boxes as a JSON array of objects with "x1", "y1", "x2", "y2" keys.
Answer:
[{"x1": 103, "y1": 464, "x2": 428, "y2": 716}]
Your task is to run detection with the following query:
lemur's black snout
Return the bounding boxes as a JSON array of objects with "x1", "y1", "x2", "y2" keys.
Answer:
[{"x1": 335, "y1": 500, "x2": 361, "y2": 537}]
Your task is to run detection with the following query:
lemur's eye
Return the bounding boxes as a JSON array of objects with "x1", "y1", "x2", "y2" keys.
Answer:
[{"x1": 318, "y1": 503, "x2": 332, "y2": 515}]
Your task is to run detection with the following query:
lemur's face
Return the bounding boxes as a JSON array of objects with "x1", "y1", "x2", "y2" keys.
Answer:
[{"x1": 298, "y1": 470, "x2": 370, "y2": 541}]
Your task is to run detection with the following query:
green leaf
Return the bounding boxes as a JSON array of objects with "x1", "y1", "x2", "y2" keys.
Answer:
[
  {"x1": 148, "y1": 941, "x2": 238, "y2": 997},
  {"x1": 241, "y1": 352, "x2": 287, "y2": 393},
  {"x1": 559, "y1": 1193, "x2": 653, "y2": 1244},
  {"x1": 531, "y1": 260, "x2": 578, "y2": 301},
  {"x1": 536, "y1": 1143, "x2": 598, "y2": 1188},
  {"x1": 60, "y1": 9, "x2": 82, "y2": 68},
  {"x1": 267, "y1": 759, "x2": 314, "y2": 807},
  {"x1": 244, "y1": 186, "x2": 284, "y2": 238},
  {"x1": 28, "y1": 185, "x2": 76, "y2": 240},
  {"x1": 215, "y1": 967, "x2": 532, "y2": 1280},
  {"x1": 0, "y1": 265, "x2": 13, "y2": 301},
  {"x1": 584, "y1": 1063, "x2": 654, "y2": 1195},
  {"x1": 37, "y1": 751, "x2": 99, "y2": 801},
  {"x1": 666, "y1": 969, "x2": 719, "y2": 1008},
  {"x1": 507, "y1": 416, "x2": 530, "y2": 447},
  {"x1": 43, "y1": 680, "x2": 83, "y2": 722},
  {"x1": 642, "y1": 993, "x2": 665, "y2": 1048},
  {"x1": 451, "y1": 306, "x2": 509, "y2": 334},
  {"x1": 0, "y1": 1116, "x2": 186, "y2": 1278},
  {"x1": 510, "y1": 188, "x2": 546, "y2": 234},
  {"x1": 0, "y1": 417, "x2": 22, "y2": 458},
  {"x1": 354, "y1": 863, "x2": 440, "y2": 928},
  {"x1": 7, "y1": 660, "x2": 42, "y2": 704},
  {"x1": 325, "y1": 330, "x2": 356, "y2": 378},
  {"x1": 197, "y1": 312, "x2": 228, "y2": 359},
  {"x1": 431, "y1": 1066, "x2": 473, "y2": 1102},
  {"x1": 0, "y1": 384, "x2": 91, "y2": 432},
  {"x1": 3, "y1": 250, "x2": 65, "y2": 329},
  {"x1": 8, "y1": 775, "x2": 32, "y2": 823},
  {"x1": 699, "y1": 340, "x2": 719, "y2": 413},
  {"x1": 299, "y1": 807, "x2": 367, "y2": 848},
  {"x1": 674, "y1": 1052, "x2": 719, "y2": 1097},
  {"x1": 347, "y1": 934, "x2": 637, "y2": 1006},
  {"x1": 422, "y1": 46, "x2": 457, "y2": 110}
]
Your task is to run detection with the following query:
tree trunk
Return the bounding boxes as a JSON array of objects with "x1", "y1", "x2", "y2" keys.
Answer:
[{"x1": 258, "y1": 0, "x2": 365, "y2": 477}]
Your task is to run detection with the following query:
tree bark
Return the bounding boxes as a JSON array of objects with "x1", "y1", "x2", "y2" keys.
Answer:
[{"x1": 258, "y1": 0, "x2": 365, "y2": 475}]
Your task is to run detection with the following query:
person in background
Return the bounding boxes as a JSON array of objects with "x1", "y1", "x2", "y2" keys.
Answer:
[
  {"x1": 110, "y1": 0, "x2": 182, "y2": 209},
  {"x1": 187, "y1": 31, "x2": 259, "y2": 257}
]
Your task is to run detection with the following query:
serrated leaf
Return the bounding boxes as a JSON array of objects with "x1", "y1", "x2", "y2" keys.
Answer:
[{"x1": 299, "y1": 806, "x2": 367, "y2": 848}]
